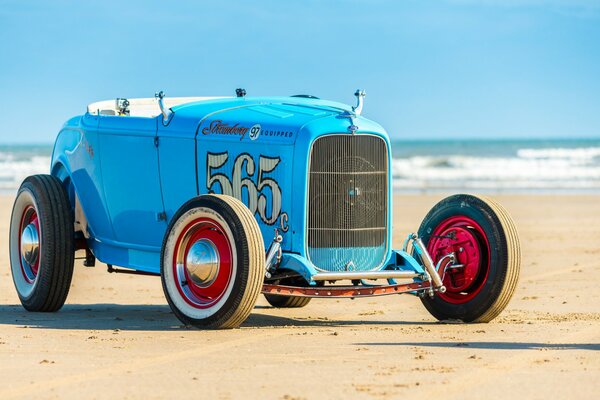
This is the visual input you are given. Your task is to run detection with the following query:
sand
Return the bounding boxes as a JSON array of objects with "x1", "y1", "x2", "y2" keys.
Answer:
[{"x1": 0, "y1": 194, "x2": 599, "y2": 399}]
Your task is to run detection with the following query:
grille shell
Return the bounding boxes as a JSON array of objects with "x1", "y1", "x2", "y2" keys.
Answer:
[{"x1": 307, "y1": 134, "x2": 388, "y2": 272}]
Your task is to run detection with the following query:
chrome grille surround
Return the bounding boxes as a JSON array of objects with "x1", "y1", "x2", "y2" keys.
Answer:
[{"x1": 307, "y1": 134, "x2": 388, "y2": 272}]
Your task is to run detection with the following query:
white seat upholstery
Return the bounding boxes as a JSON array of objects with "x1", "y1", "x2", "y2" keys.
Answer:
[{"x1": 87, "y1": 96, "x2": 229, "y2": 117}]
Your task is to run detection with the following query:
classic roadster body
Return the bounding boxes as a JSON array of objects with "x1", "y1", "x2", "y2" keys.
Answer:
[
  {"x1": 53, "y1": 93, "x2": 389, "y2": 277},
  {"x1": 9, "y1": 90, "x2": 521, "y2": 328}
]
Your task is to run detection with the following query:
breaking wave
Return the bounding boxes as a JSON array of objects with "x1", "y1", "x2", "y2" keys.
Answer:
[
  {"x1": 0, "y1": 149, "x2": 51, "y2": 193},
  {"x1": 392, "y1": 146, "x2": 600, "y2": 192}
]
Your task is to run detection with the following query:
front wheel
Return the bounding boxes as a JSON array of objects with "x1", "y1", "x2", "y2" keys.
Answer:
[
  {"x1": 161, "y1": 194, "x2": 265, "y2": 329},
  {"x1": 418, "y1": 194, "x2": 520, "y2": 322}
]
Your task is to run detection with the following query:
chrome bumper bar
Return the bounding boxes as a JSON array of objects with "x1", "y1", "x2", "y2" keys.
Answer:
[{"x1": 312, "y1": 270, "x2": 421, "y2": 281}]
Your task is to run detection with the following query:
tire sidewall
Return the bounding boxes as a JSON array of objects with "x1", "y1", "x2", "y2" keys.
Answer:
[
  {"x1": 10, "y1": 184, "x2": 43, "y2": 302},
  {"x1": 419, "y1": 195, "x2": 508, "y2": 321},
  {"x1": 161, "y1": 197, "x2": 252, "y2": 327}
]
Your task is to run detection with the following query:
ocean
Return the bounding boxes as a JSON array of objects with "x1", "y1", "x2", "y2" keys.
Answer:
[
  {"x1": 390, "y1": 138, "x2": 600, "y2": 193},
  {"x1": 1, "y1": 139, "x2": 599, "y2": 194},
  {"x1": 0, "y1": 144, "x2": 54, "y2": 194}
]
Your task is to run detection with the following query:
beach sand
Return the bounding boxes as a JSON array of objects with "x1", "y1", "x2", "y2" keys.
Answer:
[{"x1": 0, "y1": 194, "x2": 598, "y2": 399}]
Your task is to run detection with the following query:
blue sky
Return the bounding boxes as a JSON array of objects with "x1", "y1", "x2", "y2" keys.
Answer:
[{"x1": 0, "y1": 0, "x2": 599, "y2": 143}]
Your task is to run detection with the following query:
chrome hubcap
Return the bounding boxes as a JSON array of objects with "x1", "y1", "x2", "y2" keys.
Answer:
[
  {"x1": 185, "y1": 239, "x2": 219, "y2": 288},
  {"x1": 21, "y1": 223, "x2": 39, "y2": 266}
]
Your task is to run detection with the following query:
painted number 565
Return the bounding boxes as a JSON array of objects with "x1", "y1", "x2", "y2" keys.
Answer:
[{"x1": 206, "y1": 152, "x2": 283, "y2": 225}]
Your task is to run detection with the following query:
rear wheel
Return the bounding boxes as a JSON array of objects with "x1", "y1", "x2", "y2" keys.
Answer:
[
  {"x1": 418, "y1": 194, "x2": 520, "y2": 322},
  {"x1": 161, "y1": 194, "x2": 265, "y2": 329},
  {"x1": 9, "y1": 175, "x2": 75, "y2": 312}
]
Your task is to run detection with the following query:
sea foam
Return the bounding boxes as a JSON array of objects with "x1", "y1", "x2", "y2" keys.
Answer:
[
  {"x1": 0, "y1": 151, "x2": 52, "y2": 193},
  {"x1": 392, "y1": 146, "x2": 600, "y2": 192}
]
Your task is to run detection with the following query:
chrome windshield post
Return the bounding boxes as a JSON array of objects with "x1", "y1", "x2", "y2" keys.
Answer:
[{"x1": 155, "y1": 91, "x2": 171, "y2": 123}]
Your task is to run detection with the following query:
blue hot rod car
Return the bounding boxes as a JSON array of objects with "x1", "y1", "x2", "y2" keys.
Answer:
[{"x1": 9, "y1": 90, "x2": 520, "y2": 328}]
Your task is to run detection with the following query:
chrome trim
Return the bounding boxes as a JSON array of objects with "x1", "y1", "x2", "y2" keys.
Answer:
[
  {"x1": 305, "y1": 133, "x2": 389, "y2": 273},
  {"x1": 185, "y1": 239, "x2": 220, "y2": 288},
  {"x1": 352, "y1": 89, "x2": 366, "y2": 116},
  {"x1": 265, "y1": 230, "x2": 283, "y2": 277},
  {"x1": 412, "y1": 235, "x2": 446, "y2": 292},
  {"x1": 262, "y1": 281, "x2": 426, "y2": 298},
  {"x1": 312, "y1": 270, "x2": 420, "y2": 281},
  {"x1": 436, "y1": 253, "x2": 457, "y2": 283},
  {"x1": 21, "y1": 223, "x2": 39, "y2": 266}
]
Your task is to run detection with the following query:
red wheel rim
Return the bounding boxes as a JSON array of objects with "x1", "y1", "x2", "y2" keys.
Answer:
[
  {"x1": 172, "y1": 217, "x2": 233, "y2": 309},
  {"x1": 427, "y1": 216, "x2": 490, "y2": 304},
  {"x1": 18, "y1": 205, "x2": 40, "y2": 284}
]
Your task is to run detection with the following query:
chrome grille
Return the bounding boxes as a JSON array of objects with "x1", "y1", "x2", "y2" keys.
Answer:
[{"x1": 307, "y1": 135, "x2": 388, "y2": 272}]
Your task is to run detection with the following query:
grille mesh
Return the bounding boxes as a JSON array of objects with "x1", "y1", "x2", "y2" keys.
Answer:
[{"x1": 307, "y1": 135, "x2": 388, "y2": 272}]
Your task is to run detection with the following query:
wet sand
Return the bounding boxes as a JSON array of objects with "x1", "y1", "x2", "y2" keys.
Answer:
[{"x1": 0, "y1": 194, "x2": 599, "y2": 399}]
